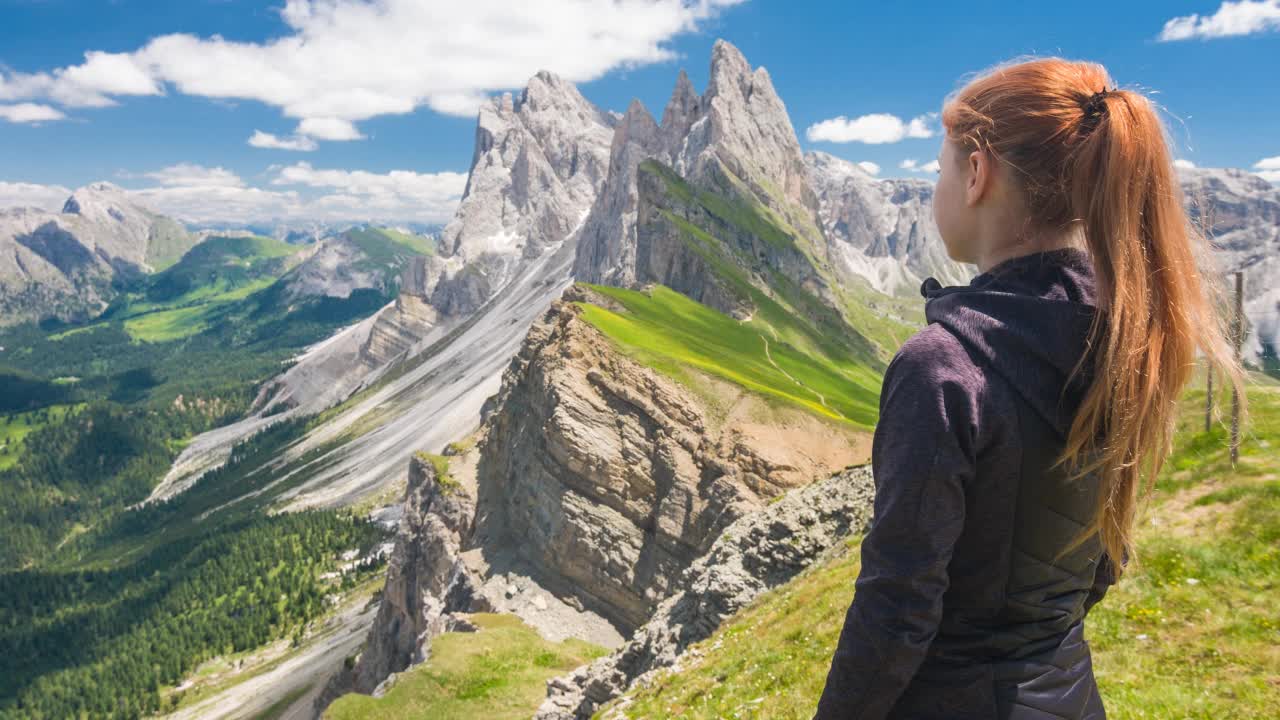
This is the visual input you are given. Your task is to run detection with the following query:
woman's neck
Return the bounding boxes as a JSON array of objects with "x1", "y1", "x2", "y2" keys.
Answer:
[{"x1": 975, "y1": 227, "x2": 1085, "y2": 274}]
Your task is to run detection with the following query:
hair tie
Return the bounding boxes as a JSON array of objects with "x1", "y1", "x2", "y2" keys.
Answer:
[{"x1": 1082, "y1": 85, "x2": 1116, "y2": 120}]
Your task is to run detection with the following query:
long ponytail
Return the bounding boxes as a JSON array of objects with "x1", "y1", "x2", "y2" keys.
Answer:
[{"x1": 940, "y1": 57, "x2": 1250, "y2": 576}]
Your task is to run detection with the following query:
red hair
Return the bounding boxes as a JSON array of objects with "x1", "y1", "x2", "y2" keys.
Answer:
[{"x1": 940, "y1": 56, "x2": 1249, "y2": 576}]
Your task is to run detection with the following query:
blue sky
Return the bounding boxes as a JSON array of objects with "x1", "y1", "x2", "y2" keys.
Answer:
[{"x1": 1, "y1": 0, "x2": 1277, "y2": 224}]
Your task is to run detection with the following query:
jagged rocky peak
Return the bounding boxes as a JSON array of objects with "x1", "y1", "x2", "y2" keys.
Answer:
[
  {"x1": 429, "y1": 69, "x2": 614, "y2": 317},
  {"x1": 659, "y1": 69, "x2": 700, "y2": 149},
  {"x1": 441, "y1": 68, "x2": 613, "y2": 260},
  {"x1": 575, "y1": 39, "x2": 824, "y2": 285},
  {"x1": 681, "y1": 39, "x2": 817, "y2": 215}
]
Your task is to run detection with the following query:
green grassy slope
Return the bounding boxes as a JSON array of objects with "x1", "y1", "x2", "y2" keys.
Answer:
[
  {"x1": 578, "y1": 284, "x2": 881, "y2": 427},
  {"x1": 569, "y1": 159, "x2": 917, "y2": 431},
  {"x1": 324, "y1": 614, "x2": 606, "y2": 720},
  {"x1": 602, "y1": 376, "x2": 1280, "y2": 719}
]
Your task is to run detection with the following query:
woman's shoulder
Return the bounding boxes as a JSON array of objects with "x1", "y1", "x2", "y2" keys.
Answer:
[{"x1": 888, "y1": 322, "x2": 987, "y2": 392}]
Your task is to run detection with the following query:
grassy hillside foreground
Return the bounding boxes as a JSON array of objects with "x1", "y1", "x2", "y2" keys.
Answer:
[
  {"x1": 603, "y1": 376, "x2": 1280, "y2": 719},
  {"x1": 316, "y1": 376, "x2": 1277, "y2": 720},
  {"x1": 324, "y1": 614, "x2": 606, "y2": 720}
]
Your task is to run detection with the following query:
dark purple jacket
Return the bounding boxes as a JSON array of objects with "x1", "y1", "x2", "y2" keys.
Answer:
[{"x1": 815, "y1": 247, "x2": 1117, "y2": 720}]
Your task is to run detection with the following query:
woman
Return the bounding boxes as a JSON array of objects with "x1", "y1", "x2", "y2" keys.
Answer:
[{"x1": 813, "y1": 57, "x2": 1249, "y2": 719}]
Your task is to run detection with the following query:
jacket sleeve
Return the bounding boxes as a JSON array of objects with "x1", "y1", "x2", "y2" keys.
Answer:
[
  {"x1": 814, "y1": 330, "x2": 981, "y2": 720},
  {"x1": 1083, "y1": 547, "x2": 1127, "y2": 613}
]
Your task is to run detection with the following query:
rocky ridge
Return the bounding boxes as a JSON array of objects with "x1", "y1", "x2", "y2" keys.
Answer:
[
  {"x1": 805, "y1": 151, "x2": 975, "y2": 294},
  {"x1": 319, "y1": 287, "x2": 870, "y2": 713},
  {"x1": 1178, "y1": 166, "x2": 1280, "y2": 365},
  {"x1": 0, "y1": 182, "x2": 195, "y2": 325},
  {"x1": 535, "y1": 464, "x2": 876, "y2": 720},
  {"x1": 428, "y1": 70, "x2": 615, "y2": 317}
]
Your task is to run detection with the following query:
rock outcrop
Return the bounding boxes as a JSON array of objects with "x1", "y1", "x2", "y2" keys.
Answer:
[
  {"x1": 536, "y1": 464, "x2": 877, "y2": 720},
  {"x1": 805, "y1": 151, "x2": 975, "y2": 294},
  {"x1": 471, "y1": 286, "x2": 867, "y2": 631},
  {"x1": 429, "y1": 70, "x2": 615, "y2": 317},
  {"x1": 315, "y1": 452, "x2": 489, "y2": 710},
  {"x1": 318, "y1": 285, "x2": 870, "y2": 712},
  {"x1": 0, "y1": 183, "x2": 195, "y2": 325},
  {"x1": 1178, "y1": 166, "x2": 1280, "y2": 365},
  {"x1": 574, "y1": 40, "x2": 827, "y2": 288}
]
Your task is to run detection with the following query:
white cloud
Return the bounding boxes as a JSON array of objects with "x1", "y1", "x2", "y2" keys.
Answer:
[
  {"x1": 0, "y1": 51, "x2": 160, "y2": 108},
  {"x1": 1254, "y1": 155, "x2": 1280, "y2": 182},
  {"x1": 271, "y1": 162, "x2": 467, "y2": 220},
  {"x1": 806, "y1": 112, "x2": 937, "y2": 144},
  {"x1": 248, "y1": 130, "x2": 318, "y2": 152},
  {"x1": 1158, "y1": 0, "x2": 1280, "y2": 41},
  {"x1": 0, "y1": 103, "x2": 66, "y2": 123},
  {"x1": 1173, "y1": 158, "x2": 1197, "y2": 169},
  {"x1": 296, "y1": 117, "x2": 364, "y2": 141},
  {"x1": 130, "y1": 184, "x2": 305, "y2": 223},
  {"x1": 143, "y1": 163, "x2": 245, "y2": 188},
  {"x1": 856, "y1": 161, "x2": 880, "y2": 175},
  {"x1": 899, "y1": 158, "x2": 940, "y2": 173},
  {"x1": 0, "y1": 181, "x2": 72, "y2": 210},
  {"x1": 0, "y1": 0, "x2": 743, "y2": 145}
]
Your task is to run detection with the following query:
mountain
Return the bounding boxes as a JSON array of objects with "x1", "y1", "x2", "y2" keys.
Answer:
[
  {"x1": 1178, "y1": 166, "x2": 1280, "y2": 368},
  {"x1": 806, "y1": 150, "x2": 974, "y2": 294},
  {"x1": 276, "y1": 226, "x2": 436, "y2": 304},
  {"x1": 0, "y1": 183, "x2": 196, "y2": 326},
  {"x1": 310, "y1": 41, "x2": 1280, "y2": 720},
  {"x1": 316, "y1": 39, "x2": 903, "y2": 717},
  {"x1": 427, "y1": 70, "x2": 615, "y2": 317}
]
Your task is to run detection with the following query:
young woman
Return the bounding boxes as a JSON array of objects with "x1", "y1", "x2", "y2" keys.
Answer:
[{"x1": 813, "y1": 57, "x2": 1249, "y2": 719}]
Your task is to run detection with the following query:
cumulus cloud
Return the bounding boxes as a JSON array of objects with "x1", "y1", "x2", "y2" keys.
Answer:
[
  {"x1": 296, "y1": 117, "x2": 364, "y2": 141},
  {"x1": 856, "y1": 161, "x2": 880, "y2": 175},
  {"x1": 143, "y1": 163, "x2": 245, "y2": 188},
  {"x1": 271, "y1": 162, "x2": 467, "y2": 219},
  {"x1": 1173, "y1": 158, "x2": 1198, "y2": 169},
  {"x1": 0, "y1": 0, "x2": 742, "y2": 146},
  {"x1": 0, "y1": 180, "x2": 73, "y2": 210},
  {"x1": 249, "y1": 130, "x2": 318, "y2": 152},
  {"x1": 806, "y1": 112, "x2": 937, "y2": 144},
  {"x1": 899, "y1": 158, "x2": 940, "y2": 173},
  {"x1": 1254, "y1": 155, "x2": 1280, "y2": 182},
  {"x1": 1158, "y1": 0, "x2": 1280, "y2": 41},
  {"x1": 0, "y1": 103, "x2": 66, "y2": 123}
]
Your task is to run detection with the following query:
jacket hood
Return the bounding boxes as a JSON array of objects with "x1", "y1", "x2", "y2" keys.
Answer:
[{"x1": 920, "y1": 247, "x2": 1101, "y2": 439}]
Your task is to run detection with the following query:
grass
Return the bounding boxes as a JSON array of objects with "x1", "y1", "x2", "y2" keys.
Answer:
[
  {"x1": 51, "y1": 234, "x2": 303, "y2": 343},
  {"x1": 414, "y1": 451, "x2": 462, "y2": 494},
  {"x1": 601, "y1": 377, "x2": 1280, "y2": 719},
  {"x1": 577, "y1": 284, "x2": 882, "y2": 428},
  {"x1": 324, "y1": 614, "x2": 606, "y2": 720},
  {"x1": 0, "y1": 404, "x2": 81, "y2": 470}
]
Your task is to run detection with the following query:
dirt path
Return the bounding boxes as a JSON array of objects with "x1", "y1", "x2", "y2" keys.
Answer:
[{"x1": 758, "y1": 333, "x2": 846, "y2": 421}]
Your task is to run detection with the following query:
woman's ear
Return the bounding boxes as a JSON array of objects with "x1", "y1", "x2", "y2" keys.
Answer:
[{"x1": 964, "y1": 148, "x2": 991, "y2": 208}]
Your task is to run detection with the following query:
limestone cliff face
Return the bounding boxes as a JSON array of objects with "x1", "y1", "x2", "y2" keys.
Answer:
[
  {"x1": 537, "y1": 464, "x2": 877, "y2": 720},
  {"x1": 805, "y1": 151, "x2": 975, "y2": 295},
  {"x1": 317, "y1": 453, "x2": 488, "y2": 710},
  {"x1": 471, "y1": 286, "x2": 866, "y2": 630},
  {"x1": 429, "y1": 70, "x2": 615, "y2": 317}
]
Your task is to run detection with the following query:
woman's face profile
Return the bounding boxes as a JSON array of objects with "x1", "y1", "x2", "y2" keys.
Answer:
[{"x1": 932, "y1": 136, "x2": 978, "y2": 265}]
